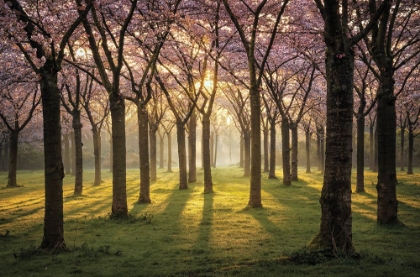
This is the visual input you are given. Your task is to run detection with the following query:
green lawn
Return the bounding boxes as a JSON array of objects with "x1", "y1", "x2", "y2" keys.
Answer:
[{"x1": 1, "y1": 167, "x2": 420, "y2": 276}]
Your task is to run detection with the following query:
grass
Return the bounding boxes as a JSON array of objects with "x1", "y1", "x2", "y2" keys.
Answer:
[{"x1": 1, "y1": 166, "x2": 420, "y2": 276}]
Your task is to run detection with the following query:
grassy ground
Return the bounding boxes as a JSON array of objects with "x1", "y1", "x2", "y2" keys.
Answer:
[{"x1": 1, "y1": 166, "x2": 420, "y2": 276}]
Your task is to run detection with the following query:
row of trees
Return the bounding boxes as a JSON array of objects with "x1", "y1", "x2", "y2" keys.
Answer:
[{"x1": 1, "y1": 0, "x2": 419, "y2": 257}]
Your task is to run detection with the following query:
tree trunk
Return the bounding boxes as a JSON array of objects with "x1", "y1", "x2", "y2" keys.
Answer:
[
  {"x1": 407, "y1": 125, "x2": 413, "y2": 175},
  {"x1": 71, "y1": 131, "x2": 75, "y2": 176},
  {"x1": 243, "y1": 131, "x2": 251, "y2": 177},
  {"x1": 239, "y1": 134, "x2": 244, "y2": 168},
  {"x1": 352, "y1": 128, "x2": 357, "y2": 168},
  {"x1": 110, "y1": 93, "x2": 128, "y2": 217},
  {"x1": 150, "y1": 126, "x2": 157, "y2": 182},
  {"x1": 305, "y1": 127, "x2": 311, "y2": 173},
  {"x1": 202, "y1": 116, "x2": 213, "y2": 193},
  {"x1": 109, "y1": 137, "x2": 113, "y2": 173},
  {"x1": 210, "y1": 131, "x2": 214, "y2": 167},
  {"x1": 356, "y1": 115, "x2": 365, "y2": 193},
  {"x1": 308, "y1": 20, "x2": 355, "y2": 254},
  {"x1": 176, "y1": 122, "x2": 188, "y2": 189},
  {"x1": 369, "y1": 123, "x2": 375, "y2": 170},
  {"x1": 268, "y1": 119, "x2": 277, "y2": 179},
  {"x1": 72, "y1": 110, "x2": 83, "y2": 196},
  {"x1": 167, "y1": 131, "x2": 172, "y2": 172},
  {"x1": 281, "y1": 117, "x2": 291, "y2": 186},
  {"x1": 376, "y1": 62, "x2": 399, "y2": 225},
  {"x1": 263, "y1": 126, "x2": 269, "y2": 173},
  {"x1": 373, "y1": 123, "x2": 378, "y2": 172},
  {"x1": 92, "y1": 128, "x2": 102, "y2": 186},
  {"x1": 6, "y1": 130, "x2": 18, "y2": 187},
  {"x1": 39, "y1": 64, "x2": 65, "y2": 249},
  {"x1": 138, "y1": 102, "x2": 151, "y2": 204},
  {"x1": 159, "y1": 131, "x2": 164, "y2": 169},
  {"x1": 291, "y1": 124, "x2": 298, "y2": 181},
  {"x1": 188, "y1": 111, "x2": 197, "y2": 183},
  {"x1": 400, "y1": 125, "x2": 405, "y2": 171},
  {"x1": 64, "y1": 132, "x2": 71, "y2": 175},
  {"x1": 213, "y1": 132, "x2": 218, "y2": 168},
  {"x1": 0, "y1": 141, "x2": 3, "y2": 171}
]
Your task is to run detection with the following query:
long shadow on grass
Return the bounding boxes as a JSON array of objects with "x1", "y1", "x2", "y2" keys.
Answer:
[{"x1": 194, "y1": 192, "x2": 214, "y2": 256}]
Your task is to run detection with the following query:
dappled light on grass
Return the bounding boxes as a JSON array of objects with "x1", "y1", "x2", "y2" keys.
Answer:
[{"x1": 1, "y1": 167, "x2": 420, "y2": 276}]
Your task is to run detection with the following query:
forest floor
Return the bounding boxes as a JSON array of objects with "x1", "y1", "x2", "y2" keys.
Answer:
[{"x1": 1, "y1": 166, "x2": 420, "y2": 276}]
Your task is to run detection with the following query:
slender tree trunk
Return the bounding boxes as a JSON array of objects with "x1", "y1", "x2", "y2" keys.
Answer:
[
  {"x1": 71, "y1": 131, "x2": 75, "y2": 176},
  {"x1": 356, "y1": 115, "x2": 365, "y2": 193},
  {"x1": 159, "y1": 131, "x2": 164, "y2": 169},
  {"x1": 39, "y1": 64, "x2": 65, "y2": 249},
  {"x1": 72, "y1": 110, "x2": 83, "y2": 195},
  {"x1": 64, "y1": 132, "x2": 71, "y2": 175},
  {"x1": 407, "y1": 126, "x2": 413, "y2": 175},
  {"x1": 109, "y1": 138, "x2": 113, "y2": 173},
  {"x1": 263, "y1": 126, "x2": 269, "y2": 173},
  {"x1": 268, "y1": 120, "x2": 277, "y2": 179},
  {"x1": 176, "y1": 122, "x2": 188, "y2": 189},
  {"x1": 210, "y1": 132, "x2": 214, "y2": 167},
  {"x1": 243, "y1": 131, "x2": 251, "y2": 177},
  {"x1": 0, "y1": 141, "x2": 3, "y2": 171},
  {"x1": 239, "y1": 134, "x2": 244, "y2": 168},
  {"x1": 376, "y1": 62, "x2": 399, "y2": 225},
  {"x1": 92, "y1": 128, "x2": 102, "y2": 186},
  {"x1": 110, "y1": 92, "x2": 128, "y2": 217},
  {"x1": 352, "y1": 128, "x2": 357, "y2": 168},
  {"x1": 291, "y1": 124, "x2": 298, "y2": 181},
  {"x1": 305, "y1": 127, "x2": 311, "y2": 173},
  {"x1": 281, "y1": 117, "x2": 291, "y2": 186},
  {"x1": 213, "y1": 132, "x2": 218, "y2": 168},
  {"x1": 202, "y1": 116, "x2": 213, "y2": 193},
  {"x1": 188, "y1": 111, "x2": 197, "y2": 183},
  {"x1": 369, "y1": 123, "x2": 375, "y2": 170},
  {"x1": 400, "y1": 125, "x2": 405, "y2": 171},
  {"x1": 138, "y1": 102, "x2": 151, "y2": 204},
  {"x1": 6, "y1": 130, "x2": 18, "y2": 187},
  {"x1": 150, "y1": 126, "x2": 157, "y2": 182},
  {"x1": 167, "y1": 131, "x2": 172, "y2": 172}
]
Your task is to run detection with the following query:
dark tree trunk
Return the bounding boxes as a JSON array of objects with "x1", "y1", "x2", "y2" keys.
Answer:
[
  {"x1": 92, "y1": 128, "x2": 102, "y2": 186},
  {"x1": 167, "y1": 131, "x2": 172, "y2": 172},
  {"x1": 356, "y1": 115, "x2": 365, "y2": 193},
  {"x1": 316, "y1": 125, "x2": 325, "y2": 173},
  {"x1": 213, "y1": 132, "x2": 218, "y2": 168},
  {"x1": 400, "y1": 124, "x2": 405, "y2": 171},
  {"x1": 188, "y1": 111, "x2": 197, "y2": 183},
  {"x1": 376, "y1": 62, "x2": 399, "y2": 225},
  {"x1": 71, "y1": 131, "x2": 75, "y2": 176},
  {"x1": 110, "y1": 93, "x2": 128, "y2": 217},
  {"x1": 291, "y1": 124, "x2": 298, "y2": 181},
  {"x1": 281, "y1": 117, "x2": 291, "y2": 186},
  {"x1": 149, "y1": 126, "x2": 157, "y2": 182},
  {"x1": 407, "y1": 125, "x2": 414, "y2": 175},
  {"x1": 64, "y1": 132, "x2": 71, "y2": 175},
  {"x1": 176, "y1": 122, "x2": 188, "y2": 189},
  {"x1": 159, "y1": 131, "x2": 164, "y2": 169},
  {"x1": 39, "y1": 64, "x2": 65, "y2": 249},
  {"x1": 0, "y1": 141, "x2": 3, "y2": 171},
  {"x1": 109, "y1": 138, "x2": 113, "y2": 173},
  {"x1": 373, "y1": 124, "x2": 378, "y2": 172},
  {"x1": 305, "y1": 127, "x2": 311, "y2": 173},
  {"x1": 369, "y1": 123, "x2": 375, "y2": 170},
  {"x1": 72, "y1": 110, "x2": 83, "y2": 196},
  {"x1": 210, "y1": 132, "x2": 214, "y2": 167},
  {"x1": 308, "y1": 5, "x2": 355, "y2": 253},
  {"x1": 239, "y1": 134, "x2": 244, "y2": 168},
  {"x1": 263, "y1": 125, "x2": 269, "y2": 173},
  {"x1": 352, "y1": 128, "x2": 357, "y2": 168},
  {"x1": 268, "y1": 119, "x2": 277, "y2": 179},
  {"x1": 6, "y1": 130, "x2": 18, "y2": 187},
  {"x1": 138, "y1": 102, "x2": 151, "y2": 204},
  {"x1": 243, "y1": 131, "x2": 251, "y2": 177},
  {"x1": 202, "y1": 116, "x2": 213, "y2": 193}
]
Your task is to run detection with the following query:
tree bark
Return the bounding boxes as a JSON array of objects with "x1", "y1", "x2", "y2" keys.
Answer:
[
  {"x1": 291, "y1": 124, "x2": 298, "y2": 181},
  {"x1": 64, "y1": 132, "x2": 71, "y2": 175},
  {"x1": 268, "y1": 119, "x2": 277, "y2": 179},
  {"x1": 369, "y1": 122, "x2": 375, "y2": 170},
  {"x1": 6, "y1": 130, "x2": 18, "y2": 187},
  {"x1": 149, "y1": 125, "x2": 157, "y2": 182},
  {"x1": 202, "y1": 116, "x2": 213, "y2": 193},
  {"x1": 263, "y1": 125, "x2": 269, "y2": 173},
  {"x1": 407, "y1": 124, "x2": 414, "y2": 175},
  {"x1": 400, "y1": 124, "x2": 405, "y2": 171},
  {"x1": 92, "y1": 128, "x2": 102, "y2": 186},
  {"x1": 167, "y1": 131, "x2": 172, "y2": 172},
  {"x1": 176, "y1": 122, "x2": 188, "y2": 189},
  {"x1": 243, "y1": 131, "x2": 251, "y2": 177},
  {"x1": 39, "y1": 63, "x2": 65, "y2": 249},
  {"x1": 71, "y1": 131, "x2": 75, "y2": 176},
  {"x1": 110, "y1": 93, "x2": 128, "y2": 217},
  {"x1": 159, "y1": 131, "x2": 164, "y2": 169},
  {"x1": 138, "y1": 102, "x2": 151, "y2": 203},
  {"x1": 188, "y1": 111, "x2": 197, "y2": 183},
  {"x1": 305, "y1": 127, "x2": 311, "y2": 173},
  {"x1": 281, "y1": 117, "x2": 291, "y2": 186},
  {"x1": 72, "y1": 110, "x2": 83, "y2": 196},
  {"x1": 356, "y1": 114, "x2": 365, "y2": 193},
  {"x1": 239, "y1": 134, "x2": 244, "y2": 168}
]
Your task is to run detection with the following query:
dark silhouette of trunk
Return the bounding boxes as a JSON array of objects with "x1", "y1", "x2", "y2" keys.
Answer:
[
  {"x1": 176, "y1": 121, "x2": 188, "y2": 189},
  {"x1": 263, "y1": 122, "x2": 269, "y2": 173},
  {"x1": 213, "y1": 132, "x2": 218, "y2": 168},
  {"x1": 149, "y1": 125, "x2": 158, "y2": 182},
  {"x1": 356, "y1": 114, "x2": 365, "y2": 193},
  {"x1": 210, "y1": 132, "x2": 214, "y2": 167},
  {"x1": 352, "y1": 128, "x2": 357, "y2": 168},
  {"x1": 281, "y1": 117, "x2": 291, "y2": 186},
  {"x1": 138, "y1": 102, "x2": 151, "y2": 203},
  {"x1": 158, "y1": 130, "x2": 164, "y2": 169},
  {"x1": 373, "y1": 124, "x2": 378, "y2": 172},
  {"x1": 92, "y1": 128, "x2": 102, "y2": 186},
  {"x1": 6, "y1": 130, "x2": 18, "y2": 187},
  {"x1": 71, "y1": 131, "x2": 75, "y2": 176},
  {"x1": 188, "y1": 111, "x2": 197, "y2": 183},
  {"x1": 0, "y1": 140, "x2": 3, "y2": 171},
  {"x1": 109, "y1": 137, "x2": 113, "y2": 173},
  {"x1": 268, "y1": 119, "x2": 277, "y2": 179},
  {"x1": 316, "y1": 124, "x2": 325, "y2": 173},
  {"x1": 400, "y1": 124, "x2": 405, "y2": 171},
  {"x1": 369, "y1": 121, "x2": 375, "y2": 170},
  {"x1": 290, "y1": 124, "x2": 298, "y2": 181},
  {"x1": 64, "y1": 132, "x2": 71, "y2": 175},
  {"x1": 202, "y1": 116, "x2": 213, "y2": 193},
  {"x1": 167, "y1": 131, "x2": 173, "y2": 172},
  {"x1": 39, "y1": 64, "x2": 65, "y2": 249},
  {"x1": 239, "y1": 134, "x2": 244, "y2": 168},
  {"x1": 305, "y1": 125, "x2": 311, "y2": 173},
  {"x1": 407, "y1": 126, "x2": 414, "y2": 175},
  {"x1": 243, "y1": 131, "x2": 251, "y2": 177},
  {"x1": 72, "y1": 110, "x2": 83, "y2": 196}
]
